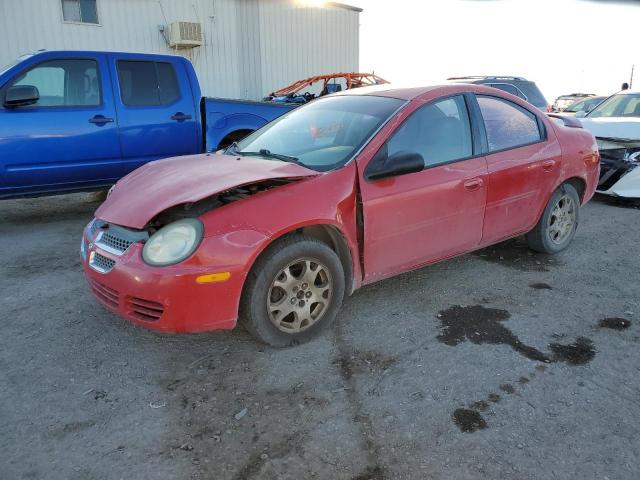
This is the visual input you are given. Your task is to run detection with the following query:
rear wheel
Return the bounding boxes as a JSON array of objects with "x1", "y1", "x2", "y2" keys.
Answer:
[
  {"x1": 526, "y1": 183, "x2": 580, "y2": 253},
  {"x1": 240, "y1": 235, "x2": 345, "y2": 347}
]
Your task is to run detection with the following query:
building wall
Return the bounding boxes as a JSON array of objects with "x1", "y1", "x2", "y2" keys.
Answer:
[{"x1": 0, "y1": 0, "x2": 360, "y2": 100}]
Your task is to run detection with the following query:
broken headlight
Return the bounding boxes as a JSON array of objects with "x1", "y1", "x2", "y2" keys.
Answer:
[{"x1": 142, "y1": 219, "x2": 203, "y2": 266}]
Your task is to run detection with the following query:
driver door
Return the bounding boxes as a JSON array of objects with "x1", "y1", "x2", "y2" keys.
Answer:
[{"x1": 358, "y1": 94, "x2": 488, "y2": 282}]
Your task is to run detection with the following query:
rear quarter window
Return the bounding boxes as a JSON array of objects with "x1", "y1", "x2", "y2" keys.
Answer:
[{"x1": 477, "y1": 95, "x2": 542, "y2": 152}]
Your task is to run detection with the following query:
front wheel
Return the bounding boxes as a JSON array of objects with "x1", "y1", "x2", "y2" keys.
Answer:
[
  {"x1": 526, "y1": 183, "x2": 580, "y2": 254},
  {"x1": 240, "y1": 235, "x2": 345, "y2": 347}
]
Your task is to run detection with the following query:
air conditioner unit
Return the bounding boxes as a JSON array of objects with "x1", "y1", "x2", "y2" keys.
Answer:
[{"x1": 169, "y1": 22, "x2": 203, "y2": 48}]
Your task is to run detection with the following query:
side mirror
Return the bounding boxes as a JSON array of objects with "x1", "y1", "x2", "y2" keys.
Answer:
[
  {"x1": 4, "y1": 85, "x2": 40, "y2": 108},
  {"x1": 574, "y1": 110, "x2": 586, "y2": 118},
  {"x1": 365, "y1": 146, "x2": 424, "y2": 181}
]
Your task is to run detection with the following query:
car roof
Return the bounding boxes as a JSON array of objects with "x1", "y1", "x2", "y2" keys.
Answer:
[
  {"x1": 335, "y1": 82, "x2": 526, "y2": 101},
  {"x1": 447, "y1": 76, "x2": 527, "y2": 81}
]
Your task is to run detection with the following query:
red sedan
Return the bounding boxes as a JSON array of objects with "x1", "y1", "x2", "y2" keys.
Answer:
[{"x1": 82, "y1": 84, "x2": 600, "y2": 346}]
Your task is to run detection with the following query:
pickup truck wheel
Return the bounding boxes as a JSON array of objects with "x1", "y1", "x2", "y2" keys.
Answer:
[
  {"x1": 526, "y1": 183, "x2": 580, "y2": 254},
  {"x1": 240, "y1": 235, "x2": 345, "y2": 347}
]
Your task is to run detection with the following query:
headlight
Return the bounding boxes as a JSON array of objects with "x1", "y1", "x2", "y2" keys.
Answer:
[{"x1": 142, "y1": 219, "x2": 203, "y2": 266}]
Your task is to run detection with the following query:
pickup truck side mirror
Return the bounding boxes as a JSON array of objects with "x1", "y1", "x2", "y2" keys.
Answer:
[
  {"x1": 4, "y1": 85, "x2": 40, "y2": 108},
  {"x1": 365, "y1": 145, "x2": 424, "y2": 181},
  {"x1": 574, "y1": 110, "x2": 587, "y2": 118}
]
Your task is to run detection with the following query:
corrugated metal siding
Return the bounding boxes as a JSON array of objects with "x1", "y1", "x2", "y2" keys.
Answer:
[{"x1": 0, "y1": 0, "x2": 359, "y2": 100}]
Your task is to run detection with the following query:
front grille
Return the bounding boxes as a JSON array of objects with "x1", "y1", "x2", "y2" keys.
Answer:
[
  {"x1": 90, "y1": 252, "x2": 116, "y2": 273},
  {"x1": 125, "y1": 296, "x2": 164, "y2": 321},
  {"x1": 98, "y1": 231, "x2": 134, "y2": 253},
  {"x1": 89, "y1": 278, "x2": 119, "y2": 308},
  {"x1": 89, "y1": 220, "x2": 148, "y2": 256}
]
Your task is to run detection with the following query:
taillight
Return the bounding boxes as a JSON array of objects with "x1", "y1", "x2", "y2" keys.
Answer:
[{"x1": 546, "y1": 104, "x2": 553, "y2": 112}]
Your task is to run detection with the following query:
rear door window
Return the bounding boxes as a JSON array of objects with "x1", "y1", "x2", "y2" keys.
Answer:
[
  {"x1": 477, "y1": 95, "x2": 542, "y2": 152},
  {"x1": 117, "y1": 60, "x2": 181, "y2": 106}
]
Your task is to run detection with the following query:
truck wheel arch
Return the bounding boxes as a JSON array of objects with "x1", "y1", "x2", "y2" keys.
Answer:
[{"x1": 217, "y1": 129, "x2": 254, "y2": 150}]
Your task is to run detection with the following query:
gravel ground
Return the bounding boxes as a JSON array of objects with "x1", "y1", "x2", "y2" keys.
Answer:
[{"x1": 1, "y1": 193, "x2": 639, "y2": 480}]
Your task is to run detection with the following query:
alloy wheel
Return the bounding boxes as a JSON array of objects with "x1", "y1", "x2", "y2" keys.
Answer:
[
  {"x1": 267, "y1": 258, "x2": 333, "y2": 333},
  {"x1": 547, "y1": 194, "x2": 576, "y2": 245}
]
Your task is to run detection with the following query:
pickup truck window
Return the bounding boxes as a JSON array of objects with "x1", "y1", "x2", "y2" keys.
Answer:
[
  {"x1": 117, "y1": 60, "x2": 180, "y2": 107},
  {"x1": 8, "y1": 59, "x2": 100, "y2": 107},
  {"x1": 387, "y1": 95, "x2": 473, "y2": 167},
  {"x1": 477, "y1": 96, "x2": 541, "y2": 152},
  {"x1": 236, "y1": 95, "x2": 404, "y2": 172}
]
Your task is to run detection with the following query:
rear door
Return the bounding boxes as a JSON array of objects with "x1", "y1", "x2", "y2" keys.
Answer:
[
  {"x1": 0, "y1": 54, "x2": 121, "y2": 196},
  {"x1": 359, "y1": 94, "x2": 488, "y2": 281},
  {"x1": 474, "y1": 94, "x2": 561, "y2": 244},
  {"x1": 111, "y1": 56, "x2": 199, "y2": 175}
]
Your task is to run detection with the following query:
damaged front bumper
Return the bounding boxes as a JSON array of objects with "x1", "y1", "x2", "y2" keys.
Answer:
[{"x1": 596, "y1": 137, "x2": 640, "y2": 198}]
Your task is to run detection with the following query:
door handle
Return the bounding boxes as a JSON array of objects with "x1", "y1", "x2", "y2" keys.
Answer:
[
  {"x1": 541, "y1": 159, "x2": 556, "y2": 172},
  {"x1": 89, "y1": 115, "x2": 114, "y2": 125},
  {"x1": 463, "y1": 178, "x2": 483, "y2": 192},
  {"x1": 171, "y1": 112, "x2": 192, "y2": 121}
]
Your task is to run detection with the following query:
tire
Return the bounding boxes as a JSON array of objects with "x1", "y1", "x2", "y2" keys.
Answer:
[
  {"x1": 239, "y1": 234, "x2": 346, "y2": 347},
  {"x1": 526, "y1": 183, "x2": 580, "y2": 254}
]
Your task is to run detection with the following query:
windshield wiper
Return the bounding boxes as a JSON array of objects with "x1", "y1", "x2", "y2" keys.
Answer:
[{"x1": 238, "y1": 149, "x2": 302, "y2": 165}]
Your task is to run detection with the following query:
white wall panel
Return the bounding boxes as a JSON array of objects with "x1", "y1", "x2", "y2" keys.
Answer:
[{"x1": 0, "y1": 0, "x2": 359, "y2": 100}]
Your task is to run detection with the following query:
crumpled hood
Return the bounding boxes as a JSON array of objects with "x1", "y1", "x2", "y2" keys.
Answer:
[
  {"x1": 95, "y1": 153, "x2": 318, "y2": 229},
  {"x1": 579, "y1": 117, "x2": 640, "y2": 142}
]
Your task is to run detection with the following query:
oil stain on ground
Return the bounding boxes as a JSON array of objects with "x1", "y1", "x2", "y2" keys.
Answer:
[
  {"x1": 599, "y1": 317, "x2": 632, "y2": 330},
  {"x1": 436, "y1": 305, "x2": 549, "y2": 362},
  {"x1": 452, "y1": 408, "x2": 487, "y2": 433},
  {"x1": 439, "y1": 305, "x2": 600, "y2": 432},
  {"x1": 351, "y1": 465, "x2": 385, "y2": 480},
  {"x1": 473, "y1": 239, "x2": 561, "y2": 272},
  {"x1": 549, "y1": 337, "x2": 596, "y2": 365}
]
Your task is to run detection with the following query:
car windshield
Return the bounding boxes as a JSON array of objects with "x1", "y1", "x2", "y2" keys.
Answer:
[
  {"x1": 233, "y1": 95, "x2": 405, "y2": 172},
  {"x1": 587, "y1": 93, "x2": 640, "y2": 118},
  {"x1": 565, "y1": 97, "x2": 602, "y2": 113}
]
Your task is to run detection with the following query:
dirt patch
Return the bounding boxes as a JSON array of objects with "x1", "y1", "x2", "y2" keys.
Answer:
[
  {"x1": 487, "y1": 393, "x2": 501, "y2": 403},
  {"x1": 549, "y1": 337, "x2": 596, "y2": 365},
  {"x1": 599, "y1": 318, "x2": 632, "y2": 330},
  {"x1": 352, "y1": 465, "x2": 386, "y2": 480},
  {"x1": 453, "y1": 408, "x2": 487, "y2": 433},
  {"x1": 530, "y1": 282, "x2": 553, "y2": 290},
  {"x1": 499, "y1": 383, "x2": 515, "y2": 394},
  {"x1": 333, "y1": 349, "x2": 398, "y2": 380},
  {"x1": 473, "y1": 239, "x2": 561, "y2": 272},
  {"x1": 469, "y1": 400, "x2": 490, "y2": 411},
  {"x1": 436, "y1": 305, "x2": 549, "y2": 362}
]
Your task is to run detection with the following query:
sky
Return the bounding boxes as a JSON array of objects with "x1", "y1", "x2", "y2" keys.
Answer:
[{"x1": 348, "y1": 0, "x2": 640, "y2": 104}]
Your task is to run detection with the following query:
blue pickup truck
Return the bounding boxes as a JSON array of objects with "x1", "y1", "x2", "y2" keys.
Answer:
[{"x1": 0, "y1": 50, "x2": 295, "y2": 199}]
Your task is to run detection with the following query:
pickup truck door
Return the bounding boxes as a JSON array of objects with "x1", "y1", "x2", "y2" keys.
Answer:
[
  {"x1": 358, "y1": 94, "x2": 488, "y2": 282},
  {"x1": 0, "y1": 54, "x2": 121, "y2": 196},
  {"x1": 111, "y1": 56, "x2": 199, "y2": 174}
]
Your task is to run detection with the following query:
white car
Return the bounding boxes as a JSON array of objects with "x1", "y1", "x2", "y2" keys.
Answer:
[{"x1": 576, "y1": 90, "x2": 640, "y2": 198}]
